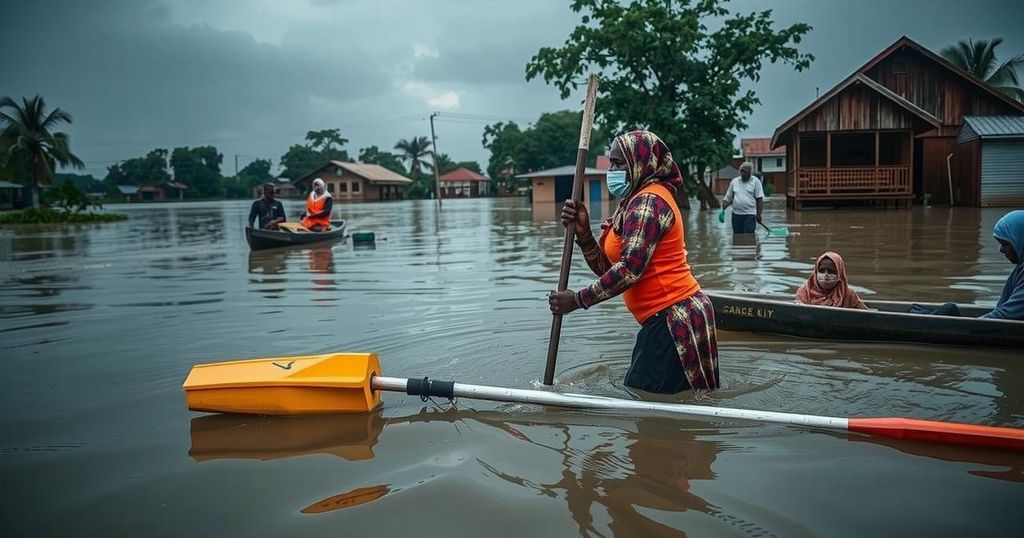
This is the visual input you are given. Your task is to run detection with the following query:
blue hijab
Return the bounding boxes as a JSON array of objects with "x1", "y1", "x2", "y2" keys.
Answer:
[{"x1": 982, "y1": 210, "x2": 1024, "y2": 320}]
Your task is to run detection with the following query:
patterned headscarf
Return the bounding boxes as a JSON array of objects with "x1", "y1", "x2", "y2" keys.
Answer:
[{"x1": 610, "y1": 131, "x2": 683, "y2": 233}]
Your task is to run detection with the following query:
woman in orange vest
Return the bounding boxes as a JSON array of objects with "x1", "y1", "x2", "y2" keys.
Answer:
[
  {"x1": 300, "y1": 178, "x2": 333, "y2": 231},
  {"x1": 549, "y1": 131, "x2": 719, "y2": 393}
]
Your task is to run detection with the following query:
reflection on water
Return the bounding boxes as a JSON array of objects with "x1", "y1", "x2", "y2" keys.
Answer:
[{"x1": 1, "y1": 199, "x2": 1022, "y2": 537}]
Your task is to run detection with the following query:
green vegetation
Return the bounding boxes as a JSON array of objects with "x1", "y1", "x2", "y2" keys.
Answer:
[
  {"x1": 0, "y1": 208, "x2": 127, "y2": 224},
  {"x1": 0, "y1": 181, "x2": 126, "y2": 225},
  {"x1": 525, "y1": 0, "x2": 813, "y2": 208},
  {"x1": 279, "y1": 129, "x2": 351, "y2": 180},
  {"x1": 941, "y1": 38, "x2": 1023, "y2": 101},
  {"x1": 0, "y1": 95, "x2": 85, "y2": 208},
  {"x1": 170, "y1": 146, "x2": 223, "y2": 198},
  {"x1": 482, "y1": 110, "x2": 609, "y2": 194}
]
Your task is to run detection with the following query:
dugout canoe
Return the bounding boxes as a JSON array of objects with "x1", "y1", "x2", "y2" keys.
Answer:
[
  {"x1": 245, "y1": 220, "x2": 346, "y2": 251},
  {"x1": 705, "y1": 291, "x2": 1022, "y2": 348}
]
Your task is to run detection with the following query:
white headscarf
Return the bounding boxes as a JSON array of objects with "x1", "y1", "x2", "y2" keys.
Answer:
[{"x1": 311, "y1": 178, "x2": 331, "y2": 200}]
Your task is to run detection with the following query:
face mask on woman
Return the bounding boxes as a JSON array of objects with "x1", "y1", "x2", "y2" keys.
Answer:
[
  {"x1": 606, "y1": 170, "x2": 630, "y2": 198},
  {"x1": 816, "y1": 272, "x2": 839, "y2": 289}
]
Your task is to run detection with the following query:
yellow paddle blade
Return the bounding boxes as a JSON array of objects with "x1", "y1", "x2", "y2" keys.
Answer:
[
  {"x1": 182, "y1": 353, "x2": 381, "y2": 415},
  {"x1": 279, "y1": 222, "x2": 311, "y2": 233}
]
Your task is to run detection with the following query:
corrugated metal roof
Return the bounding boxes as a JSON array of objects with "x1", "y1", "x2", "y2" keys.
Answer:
[
  {"x1": 0, "y1": 180, "x2": 23, "y2": 189},
  {"x1": 961, "y1": 116, "x2": 1024, "y2": 140},
  {"x1": 515, "y1": 165, "x2": 608, "y2": 179},
  {"x1": 293, "y1": 161, "x2": 415, "y2": 186},
  {"x1": 117, "y1": 185, "x2": 138, "y2": 195},
  {"x1": 332, "y1": 161, "x2": 413, "y2": 184}
]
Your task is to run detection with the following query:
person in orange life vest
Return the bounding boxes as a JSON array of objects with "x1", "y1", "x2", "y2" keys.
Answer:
[
  {"x1": 300, "y1": 178, "x2": 333, "y2": 231},
  {"x1": 549, "y1": 131, "x2": 719, "y2": 394}
]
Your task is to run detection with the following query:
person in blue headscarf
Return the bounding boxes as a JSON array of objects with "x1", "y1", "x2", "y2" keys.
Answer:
[{"x1": 981, "y1": 210, "x2": 1024, "y2": 320}]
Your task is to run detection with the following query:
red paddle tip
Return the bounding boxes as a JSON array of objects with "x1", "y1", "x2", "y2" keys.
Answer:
[{"x1": 849, "y1": 417, "x2": 1024, "y2": 452}]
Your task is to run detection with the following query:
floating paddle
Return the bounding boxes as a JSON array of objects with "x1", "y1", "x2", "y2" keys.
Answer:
[
  {"x1": 544, "y1": 73, "x2": 599, "y2": 386},
  {"x1": 758, "y1": 220, "x2": 789, "y2": 238},
  {"x1": 183, "y1": 353, "x2": 1024, "y2": 452}
]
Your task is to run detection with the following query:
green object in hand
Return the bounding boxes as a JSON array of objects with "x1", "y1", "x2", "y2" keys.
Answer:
[{"x1": 718, "y1": 208, "x2": 725, "y2": 223}]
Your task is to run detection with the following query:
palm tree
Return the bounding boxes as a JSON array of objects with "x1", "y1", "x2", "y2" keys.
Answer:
[
  {"x1": 941, "y1": 38, "x2": 1024, "y2": 101},
  {"x1": 393, "y1": 135, "x2": 434, "y2": 176},
  {"x1": 0, "y1": 96, "x2": 84, "y2": 208}
]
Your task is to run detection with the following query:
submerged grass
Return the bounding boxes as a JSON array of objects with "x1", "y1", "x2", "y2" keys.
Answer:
[{"x1": 0, "y1": 208, "x2": 128, "y2": 225}]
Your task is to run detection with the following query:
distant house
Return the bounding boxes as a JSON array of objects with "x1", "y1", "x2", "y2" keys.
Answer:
[
  {"x1": 137, "y1": 182, "x2": 189, "y2": 202},
  {"x1": 439, "y1": 167, "x2": 491, "y2": 198},
  {"x1": 0, "y1": 180, "x2": 24, "y2": 210},
  {"x1": 117, "y1": 185, "x2": 139, "y2": 202},
  {"x1": 741, "y1": 138, "x2": 787, "y2": 193},
  {"x1": 251, "y1": 178, "x2": 301, "y2": 199},
  {"x1": 517, "y1": 164, "x2": 609, "y2": 204},
  {"x1": 293, "y1": 161, "x2": 414, "y2": 202},
  {"x1": 954, "y1": 116, "x2": 1024, "y2": 206},
  {"x1": 771, "y1": 36, "x2": 1024, "y2": 209}
]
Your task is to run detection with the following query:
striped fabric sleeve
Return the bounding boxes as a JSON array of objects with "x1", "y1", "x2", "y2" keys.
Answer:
[{"x1": 577, "y1": 193, "x2": 675, "y2": 308}]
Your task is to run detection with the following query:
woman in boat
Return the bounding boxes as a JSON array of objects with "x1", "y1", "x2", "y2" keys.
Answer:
[
  {"x1": 300, "y1": 178, "x2": 333, "y2": 232},
  {"x1": 549, "y1": 131, "x2": 719, "y2": 394},
  {"x1": 981, "y1": 209, "x2": 1024, "y2": 320},
  {"x1": 795, "y1": 252, "x2": 868, "y2": 310}
]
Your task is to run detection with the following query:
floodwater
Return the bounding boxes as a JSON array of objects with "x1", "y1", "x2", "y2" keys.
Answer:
[{"x1": 1, "y1": 198, "x2": 1021, "y2": 537}]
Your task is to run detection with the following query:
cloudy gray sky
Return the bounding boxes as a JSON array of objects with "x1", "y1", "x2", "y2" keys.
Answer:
[{"x1": 3, "y1": 0, "x2": 1022, "y2": 177}]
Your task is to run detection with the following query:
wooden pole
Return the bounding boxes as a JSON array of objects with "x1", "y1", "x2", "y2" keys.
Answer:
[
  {"x1": 543, "y1": 74, "x2": 599, "y2": 386},
  {"x1": 430, "y1": 112, "x2": 442, "y2": 208}
]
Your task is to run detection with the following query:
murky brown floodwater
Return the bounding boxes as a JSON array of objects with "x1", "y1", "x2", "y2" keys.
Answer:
[{"x1": 1, "y1": 198, "x2": 1021, "y2": 537}]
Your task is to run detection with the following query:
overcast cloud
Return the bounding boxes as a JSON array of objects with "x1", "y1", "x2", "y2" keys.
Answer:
[{"x1": 2, "y1": 0, "x2": 1021, "y2": 177}]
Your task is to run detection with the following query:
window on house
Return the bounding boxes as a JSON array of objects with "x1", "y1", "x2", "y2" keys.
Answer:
[
  {"x1": 776, "y1": 158, "x2": 783, "y2": 168},
  {"x1": 352, "y1": 181, "x2": 360, "y2": 193},
  {"x1": 339, "y1": 182, "x2": 348, "y2": 193},
  {"x1": 327, "y1": 182, "x2": 335, "y2": 194}
]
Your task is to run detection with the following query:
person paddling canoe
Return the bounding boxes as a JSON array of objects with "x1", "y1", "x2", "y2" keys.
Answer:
[
  {"x1": 247, "y1": 183, "x2": 286, "y2": 230},
  {"x1": 548, "y1": 130, "x2": 720, "y2": 394}
]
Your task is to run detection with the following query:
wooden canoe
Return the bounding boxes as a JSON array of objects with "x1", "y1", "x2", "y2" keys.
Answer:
[
  {"x1": 245, "y1": 220, "x2": 346, "y2": 251},
  {"x1": 705, "y1": 291, "x2": 1023, "y2": 348}
]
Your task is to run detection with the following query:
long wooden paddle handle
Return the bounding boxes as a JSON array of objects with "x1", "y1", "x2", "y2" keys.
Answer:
[{"x1": 543, "y1": 74, "x2": 599, "y2": 386}]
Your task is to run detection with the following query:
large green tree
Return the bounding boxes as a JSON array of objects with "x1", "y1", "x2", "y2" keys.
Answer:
[
  {"x1": 358, "y1": 145, "x2": 406, "y2": 174},
  {"x1": 482, "y1": 110, "x2": 607, "y2": 190},
  {"x1": 225, "y1": 158, "x2": 273, "y2": 199},
  {"x1": 525, "y1": 0, "x2": 813, "y2": 208},
  {"x1": 104, "y1": 148, "x2": 170, "y2": 187},
  {"x1": 941, "y1": 38, "x2": 1024, "y2": 101},
  {"x1": 0, "y1": 96, "x2": 84, "y2": 208},
  {"x1": 279, "y1": 129, "x2": 351, "y2": 179},
  {"x1": 170, "y1": 146, "x2": 224, "y2": 198},
  {"x1": 305, "y1": 128, "x2": 349, "y2": 153}
]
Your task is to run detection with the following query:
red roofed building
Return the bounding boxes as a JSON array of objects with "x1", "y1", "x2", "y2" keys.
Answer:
[{"x1": 439, "y1": 167, "x2": 491, "y2": 198}]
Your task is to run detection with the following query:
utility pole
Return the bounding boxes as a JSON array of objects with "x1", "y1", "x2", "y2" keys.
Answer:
[
  {"x1": 235, "y1": 155, "x2": 239, "y2": 178},
  {"x1": 429, "y1": 112, "x2": 442, "y2": 208}
]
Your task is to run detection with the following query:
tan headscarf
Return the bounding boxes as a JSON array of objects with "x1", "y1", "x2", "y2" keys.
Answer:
[{"x1": 795, "y1": 252, "x2": 868, "y2": 309}]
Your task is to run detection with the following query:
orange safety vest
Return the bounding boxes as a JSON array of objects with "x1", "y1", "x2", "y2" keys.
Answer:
[
  {"x1": 601, "y1": 182, "x2": 700, "y2": 324},
  {"x1": 302, "y1": 193, "x2": 331, "y2": 229}
]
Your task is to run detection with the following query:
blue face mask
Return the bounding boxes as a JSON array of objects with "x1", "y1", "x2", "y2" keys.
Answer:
[{"x1": 606, "y1": 170, "x2": 630, "y2": 198}]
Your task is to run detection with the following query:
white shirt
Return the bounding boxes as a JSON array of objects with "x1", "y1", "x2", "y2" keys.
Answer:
[{"x1": 724, "y1": 176, "x2": 764, "y2": 215}]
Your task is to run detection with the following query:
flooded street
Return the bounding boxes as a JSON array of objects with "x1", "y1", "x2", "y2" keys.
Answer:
[{"x1": 1, "y1": 198, "x2": 1021, "y2": 537}]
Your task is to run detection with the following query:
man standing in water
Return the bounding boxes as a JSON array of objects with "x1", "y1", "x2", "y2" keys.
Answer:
[
  {"x1": 248, "y1": 183, "x2": 287, "y2": 230},
  {"x1": 721, "y1": 162, "x2": 764, "y2": 234}
]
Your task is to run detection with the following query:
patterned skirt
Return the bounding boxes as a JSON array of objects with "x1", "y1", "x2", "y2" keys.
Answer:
[{"x1": 624, "y1": 291, "x2": 720, "y2": 393}]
